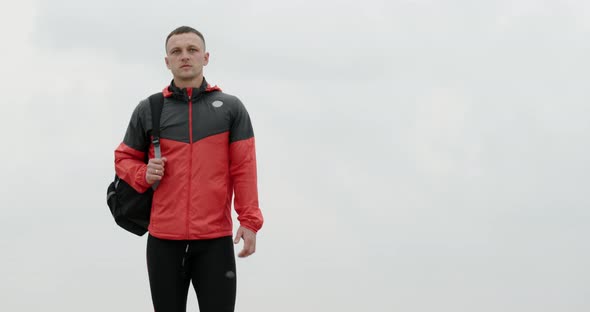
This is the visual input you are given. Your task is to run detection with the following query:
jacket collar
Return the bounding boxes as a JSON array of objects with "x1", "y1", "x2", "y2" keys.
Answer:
[{"x1": 162, "y1": 77, "x2": 222, "y2": 100}]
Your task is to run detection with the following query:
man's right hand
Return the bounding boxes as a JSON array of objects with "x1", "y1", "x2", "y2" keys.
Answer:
[{"x1": 146, "y1": 157, "x2": 167, "y2": 185}]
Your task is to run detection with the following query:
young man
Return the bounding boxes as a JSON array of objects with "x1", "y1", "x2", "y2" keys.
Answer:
[{"x1": 114, "y1": 26, "x2": 264, "y2": 312}]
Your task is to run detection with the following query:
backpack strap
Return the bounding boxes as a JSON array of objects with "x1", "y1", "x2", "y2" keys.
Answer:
[{"x1": 148, "y1": 92, "x2": 164, "y2": 190}]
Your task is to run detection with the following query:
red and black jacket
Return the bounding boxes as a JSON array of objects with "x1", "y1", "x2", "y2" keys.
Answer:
[{"x1": 114, "y1": 79, "x2": 263, "y2": 240}]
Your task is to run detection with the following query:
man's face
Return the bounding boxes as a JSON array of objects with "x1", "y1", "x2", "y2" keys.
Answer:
[{"x1": 165, "y1": 33, "x2": 209, "y2": 83}]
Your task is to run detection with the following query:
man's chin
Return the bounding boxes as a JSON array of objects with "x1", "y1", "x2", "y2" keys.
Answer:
[{"x1": 176, "y1": 73, "x2": 197, "y2": 80}]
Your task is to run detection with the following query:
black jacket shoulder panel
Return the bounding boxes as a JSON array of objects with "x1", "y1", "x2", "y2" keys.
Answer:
[
  {"x1": 217, "y1": 93, "x2": 254, "y2": 143},
  {"x1": 122, "y1": 98, "x2": 152, "y2": 151}
]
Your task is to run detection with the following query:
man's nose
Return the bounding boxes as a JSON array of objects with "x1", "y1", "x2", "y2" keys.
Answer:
[{"x1": 180, "y1": 50, "x2": 190, "y2": 60}]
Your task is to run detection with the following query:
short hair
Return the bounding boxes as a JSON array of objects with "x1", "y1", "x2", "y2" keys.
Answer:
[{"x1": 165, "y1": 26, "x2": 206, "y2": 53}]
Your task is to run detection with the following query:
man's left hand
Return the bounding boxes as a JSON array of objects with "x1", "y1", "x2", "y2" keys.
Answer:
[{"x1": 234, "y1": 226, "x2": 256, "y2": 258}]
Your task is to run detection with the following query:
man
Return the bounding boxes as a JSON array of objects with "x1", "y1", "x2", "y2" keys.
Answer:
[{"x1": 114, "y1": 26, "x2": 264, "y2": 312}]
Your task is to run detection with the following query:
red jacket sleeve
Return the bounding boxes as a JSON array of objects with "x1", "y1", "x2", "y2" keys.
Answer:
[
  {"x1": 114, "y1": 101, "x2": 151, "y2": 193},
  {"x1": 114, "y1": 142, "x2": 151, "y2": 193},
  {"x1": 230, "y1": 137, "x2": 263, "y2": 233},
  {"x1": 229, "y1": 97, "x2": 264, "y2": 233}
]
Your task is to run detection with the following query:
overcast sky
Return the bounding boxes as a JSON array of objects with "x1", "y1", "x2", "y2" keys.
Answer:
[{"x1": 1, "y1": 0, "x2": 589, "y2": 311}]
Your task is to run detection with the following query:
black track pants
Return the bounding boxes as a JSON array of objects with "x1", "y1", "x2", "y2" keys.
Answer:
[{"x1": 146, "y1": 235, "x2": 237, "y2": 312}]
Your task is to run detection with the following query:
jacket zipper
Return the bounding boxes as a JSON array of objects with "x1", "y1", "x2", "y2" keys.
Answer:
[{"x1": 186, "y1": 89, "x2": 193, "y2": 239}]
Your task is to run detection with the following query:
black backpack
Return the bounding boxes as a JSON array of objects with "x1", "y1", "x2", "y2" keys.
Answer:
[{"x1": 107, "y1": 93, "x2": 164, "y2": 236}]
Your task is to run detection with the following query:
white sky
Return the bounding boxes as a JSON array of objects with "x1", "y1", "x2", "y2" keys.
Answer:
[{"x1": 1, "y1": 0, "x2": 589, "y2": 311}]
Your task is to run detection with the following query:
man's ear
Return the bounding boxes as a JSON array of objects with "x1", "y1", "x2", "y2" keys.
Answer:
[
  {"x1": 203, "y1": 52, "x2": 210, "y2": 66},
  {"x1": 165, "y1": 56, "x2": 171, "y2": 69}
]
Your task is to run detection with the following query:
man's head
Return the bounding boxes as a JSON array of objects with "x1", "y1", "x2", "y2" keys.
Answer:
[{"x1": 165, "y1": 26, "x2": 209, "y2": 87}]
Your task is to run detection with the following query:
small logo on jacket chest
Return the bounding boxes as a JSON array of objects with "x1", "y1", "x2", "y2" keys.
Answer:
[{"x1": 211, "y1": 100, "x2": 224, "y2": 108}]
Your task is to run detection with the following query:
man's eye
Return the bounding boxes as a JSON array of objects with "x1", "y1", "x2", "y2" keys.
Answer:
[
  {"x1": 171, "y1": 50, "x2": 179, "y2": 54},
  {"x1": 190, "y1": 48, "x2": 198, "y2": 52}
]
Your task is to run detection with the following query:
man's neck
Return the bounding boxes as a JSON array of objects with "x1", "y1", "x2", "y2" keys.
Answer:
[{"x1": 173, "y1": 75, "x2": 204, "y2": 90}]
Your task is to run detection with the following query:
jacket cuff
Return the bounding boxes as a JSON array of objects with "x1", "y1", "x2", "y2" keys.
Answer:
[
  {"x1": 238, "y1": 213, "x2": 263, "y2": 233},
  {"x1": 239, "y1": 223, "x2": 259, "y2": 234},
  {"x1": 134, "y1": 165, "x2": 151, "y2": 193}
]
